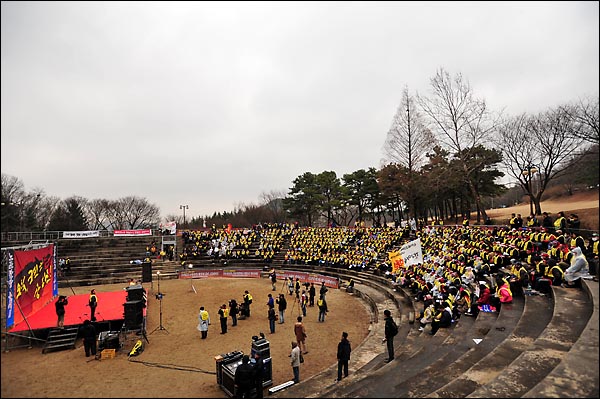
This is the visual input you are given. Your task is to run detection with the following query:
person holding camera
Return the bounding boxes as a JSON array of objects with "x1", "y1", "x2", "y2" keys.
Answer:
[
  {"x1": 55, "y1": 295, "x2": 68, "y2": 329},
  {"x1": 269, "y1": 270, "x2": 277, "y2": 291},
  {"x1": 276, "y1": 293, "x2": 287, "y2": 324}
]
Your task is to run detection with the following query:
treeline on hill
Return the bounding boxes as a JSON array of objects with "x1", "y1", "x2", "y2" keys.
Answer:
[
  {"x1": 2, "y1": 146, "x2": 596, "y2": 232},
  {"x1": 1, "y1": 69, "x2": 598, "y2": 231}
]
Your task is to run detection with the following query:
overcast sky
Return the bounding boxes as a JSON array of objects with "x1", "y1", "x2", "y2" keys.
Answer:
[{"x1": 2, "y1": 1, "x2": 598, "y2": 221}]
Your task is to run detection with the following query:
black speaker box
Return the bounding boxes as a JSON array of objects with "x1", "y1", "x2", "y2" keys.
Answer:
[
  {"x1": 126, "y1": 285, "x2": 146, "y2": 302},
  {"x1": 142, "y1": 262, "x2": 152, "y2": 283},
  {"x1": 251, "y1": 338, "x2": 270, "y2": 358},
  {"x1": 123, "y1": 300, "x2": 144, "y2": 329}
]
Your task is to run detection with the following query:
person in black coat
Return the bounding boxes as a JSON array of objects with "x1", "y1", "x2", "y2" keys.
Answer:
[
  {"x1": 55, "y1": 295, "x2": 68, "y2": 328},
  {"x1": 253, "y1": 351, "x2": 265, "y2": 399},
  {"x1": 234, "y1": 355, "x2": 254, "y2": 399},
  {"x1": 336, "y1": 331, "x2": 351, "y2": 382},
  {"x1": 80, "y1": 319, "x2": 97, "y2": 357}
]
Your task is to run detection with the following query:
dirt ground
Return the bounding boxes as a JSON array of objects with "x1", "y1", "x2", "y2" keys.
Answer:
[{"x1": 1, "y1": 277, "x2": 371, "y2": 398}]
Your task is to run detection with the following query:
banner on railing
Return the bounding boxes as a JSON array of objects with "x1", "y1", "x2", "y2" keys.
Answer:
[
  {"x1": 114, "y1": 229, "x2": 152, "y2": 237},
  {"x1": 178, "y1": 269, "x2": 262, "y2": 279},
  {"x1": 278, "y1": 270, "x2": 339, "y2": 288},
  {"x1": 63, "y1": 230, "x2": 100, "y2": 239},
  {"x1": 159, "y1": 221, "x2": 177, "y2": 235}
]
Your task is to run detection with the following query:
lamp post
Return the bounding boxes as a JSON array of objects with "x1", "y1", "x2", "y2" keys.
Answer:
[
  {"x1": 180, "y1": 205, "x2": 189, "y2": 229},
  {"x1": 521, "y1": 165, "x2": 539, "y2": 216}
]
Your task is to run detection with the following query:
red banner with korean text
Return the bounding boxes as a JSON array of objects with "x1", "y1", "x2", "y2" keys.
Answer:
[
  {"x1": 114, "y1": 229, "x2": 152, "y2": 236},
  {"x1": 6, "y1": 244, "x2": 56, "y2": 329}
]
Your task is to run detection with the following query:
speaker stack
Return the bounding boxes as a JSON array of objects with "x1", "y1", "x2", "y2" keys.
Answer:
[
  {"x1": 142, "y1": 261, "x2": 152, "y2": 283},
  {"x1": 126, "y1": 284, "x2": 146, "y2": 303},
  {"x1": 251, "y1": 337, "x2": 273, "y2": 388},
  {"x1": 123, "y1": 300, "x2": 144, "y2": 329}
]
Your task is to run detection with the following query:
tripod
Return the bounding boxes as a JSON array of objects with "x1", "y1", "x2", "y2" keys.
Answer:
[
  {"x1": 280, "y1": 278, "x2": 288, "y2": 294},
  {"x1": 291, "y1": 293, "x2": 302, "y2": 316},
  {"x1": 150, "y1": 272, "x2": 169, "y2": 334}
]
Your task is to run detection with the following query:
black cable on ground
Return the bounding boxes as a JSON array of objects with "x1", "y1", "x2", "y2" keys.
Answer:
[{"x1": 127, "y1": 358, "x2": 216, "y2": 374}]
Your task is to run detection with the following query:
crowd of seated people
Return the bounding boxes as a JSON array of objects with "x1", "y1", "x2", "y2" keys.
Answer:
[{"x1": 390, "y1": 223, "x2": 594, "y2": 334}]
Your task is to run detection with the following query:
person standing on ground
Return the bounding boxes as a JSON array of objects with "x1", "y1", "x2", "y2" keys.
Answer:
[
  {"x1": 270, "y1": 269, "x2": 277, "y2": 291},
  {"x1": 80, "y1": 319, "x2": 97, "y2": 358},
  {"x1": 288, "y1": 277, "x2": 294, "y2": 295},
  {"x1": 234, "y1": 354, "x2": 254, "y2": 399},
  {"x1": 317, "y1": 294, "x2": 328, "y2": 322},
  {"x1": 253, "y1": 351, "x2": 265, "y2": 399},
  {"x1": 197, "y1": 306, "x2": 210, "y2": 339},
  {"x1": 229, "y1": 299, "x2": 239, "y2": 327},
  {"x1": 382, "y1": 309, "x2": 397, "y2": 362},
  {"x1": 290, "y1": 341, "x2": 301, "y2": 384},
  {"x1": 294, "y1": 316, "x2": 308, "y2": 354},
  {"x1": 319, "y1": 281, "x2": 328, "y2": 298},
  {"x1": 336, "y1": 331, "x2": 351, "y2": 382},
  {"x1": 243, "y1": 290, "x2": 253, "y2": 317},
  {"x1": 268, "y1": 303, "x2": 276, "y2": 334},
  {"x1": 266, "y1": 293, "x2": 274, "y2": 309},
  {"x1": 276, "y1": 293, "x2": 287, "y2": 324},
  {"x1": 218, "y1": 304, "x2": 228, "y2": 334},
  {"x1": 309, "y1": 283, "x2": 316, "y2": 306},
  {"x1": 300, "y1": 290, "x2": 308, "y2": 317},
  {"x1": 55, "y1": 295, "x2": 68, "y2": 329},
  {"x1": 88, "y1": 289, "x2": 98, "y2": 322}
]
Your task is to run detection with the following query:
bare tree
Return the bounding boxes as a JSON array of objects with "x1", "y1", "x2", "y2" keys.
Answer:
[
  {"x1": 562, "y1": 95, "x2": 599, "y2": 146},
  {"x1": 105, "y1": 196, "x2": 160, "y2": 230},
  {"x1": 382, "y1": 86, "x2": 433, "y2": 218},
  {"x1": 417, "y1": 68, "x2": 500, "y2": 221},
  {"x1": 498, "y1": 106, "x2": 585, "y2": 215},
  {"x1": 84, "y1": 199, "x2": 112, "y2": 230},
  {"x1": 259, "y1": 189, "x2": 287, "y2": 222}
]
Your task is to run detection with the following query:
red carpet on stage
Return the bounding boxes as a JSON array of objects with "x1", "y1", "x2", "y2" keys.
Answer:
[{"x1": 10, "y1": 290, "x2": 145, "y2": 333}]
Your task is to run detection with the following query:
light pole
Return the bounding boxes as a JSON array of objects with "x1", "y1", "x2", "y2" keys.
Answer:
[
  {"x1": 521, "y1": 165, "x2": 538, "y2": 216},
  {"x1": 180, "y1": 205, "x2": 189, "y2": 229}
]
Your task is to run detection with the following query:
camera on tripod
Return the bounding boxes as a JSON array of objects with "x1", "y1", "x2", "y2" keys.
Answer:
[{"x1": 155, "y1": 293, "x2": 165, "y2": 300}]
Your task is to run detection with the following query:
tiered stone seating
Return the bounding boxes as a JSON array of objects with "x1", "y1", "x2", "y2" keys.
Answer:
[
  {"x1": 55, "y1": 235, "x2": 181, "y2": 287},
  {"x1": 466, "y1": 285, "x2": 591, "y2": 398},
  {"x1": 522, "y1": 279, "x2": 599, "y2": 399},
  {"x1": 17, "y1": 225, "x2": 597, "y2": 397}
]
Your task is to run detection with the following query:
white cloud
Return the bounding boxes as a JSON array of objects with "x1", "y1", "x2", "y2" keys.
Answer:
[{"x1": 2, "y1": 1, "x2": 598, "y2": 219}]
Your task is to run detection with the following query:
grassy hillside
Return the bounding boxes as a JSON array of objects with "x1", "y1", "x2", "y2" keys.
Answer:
[{"x1": 484, "y1": 189, "x2": 599, "y2": 232}]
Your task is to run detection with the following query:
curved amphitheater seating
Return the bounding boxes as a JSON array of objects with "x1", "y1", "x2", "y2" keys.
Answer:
[{"x1": 19, "y1": 232, "x2": 598, "y2": 398}]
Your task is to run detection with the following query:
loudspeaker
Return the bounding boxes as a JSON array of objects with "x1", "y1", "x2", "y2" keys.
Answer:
[
  {"x1": 124, "y1": 300, "x2": 144, "y2": 329},
  {"x1": 126, "y1": 285, "x2": 146, "y2": 302},
  {"x1": 251, "y1": 338, "x2": 270, "y2": 358},
  {"x1": 142, "y1": 261, "x2": 152, "y2": 283}
]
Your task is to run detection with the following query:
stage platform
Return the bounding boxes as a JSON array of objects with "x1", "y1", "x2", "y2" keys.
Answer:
[{"x1": 10, "y1": 289, "x2": 146, "y2": 333}]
